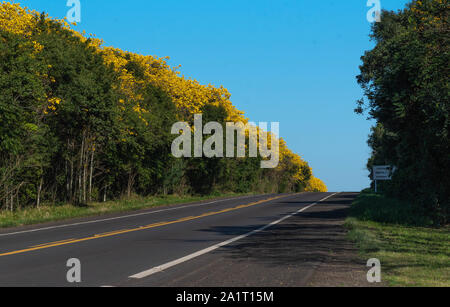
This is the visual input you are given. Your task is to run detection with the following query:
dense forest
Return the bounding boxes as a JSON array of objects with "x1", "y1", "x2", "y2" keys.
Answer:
[
  {"x1": 356, "y1": 0, "x2": 449, "y2": 224},
  {"x1": 0, "y1": 2, "x2": 327, "y2": 211}
]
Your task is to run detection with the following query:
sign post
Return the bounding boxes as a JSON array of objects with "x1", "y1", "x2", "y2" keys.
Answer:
[{"x1": 372, "y1": 166, "x2": 394, "y2": 193}]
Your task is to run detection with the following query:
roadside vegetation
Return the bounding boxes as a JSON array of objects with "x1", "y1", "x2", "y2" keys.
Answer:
[
  {"x1": 346, "y1": 189, "x2": 450, "y2": 287},
  {"x1": 356, "y1": 0, "x2": 449, "y2": 225},
  {"x1": 352, "y1": 0, "x2": 449, "y2": 286},
  {"x1": 0, "y1": 2, "x2": 326, "y2": 216}
]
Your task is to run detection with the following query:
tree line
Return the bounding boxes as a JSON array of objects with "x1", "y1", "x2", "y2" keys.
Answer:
[
  {"x1": 0, "y1": 2, "x2": 327, "y2": 211},
  {"x1": 356, "y1": 0, "x2": 449, "y2": 224}
]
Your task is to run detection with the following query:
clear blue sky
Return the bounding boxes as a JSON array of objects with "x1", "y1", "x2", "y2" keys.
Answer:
[{"x1": 19, "y1": 0, "x2": 410, "y2": 192}]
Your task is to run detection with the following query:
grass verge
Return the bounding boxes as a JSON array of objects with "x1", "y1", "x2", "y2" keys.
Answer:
[
  {"x1": 345, "y1": 190, "x2": 450, "y2": 287},
  {"x1": 0, "y1": 192, "x2": 252, "y2": 229}
]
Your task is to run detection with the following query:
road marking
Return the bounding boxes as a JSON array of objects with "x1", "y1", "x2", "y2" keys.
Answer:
[
  {"x1": 31, "y1": 238, "x2": 76, "y2": 248},
  {"x1": 129, "y1": 193, "x2": 339, "y2": 279},
  {"x1": 0, "y1": 194, "x2": 293, "y2": 257},
  {"x1": 0, "y1": 194, "x2": 264, "y2": 237}
]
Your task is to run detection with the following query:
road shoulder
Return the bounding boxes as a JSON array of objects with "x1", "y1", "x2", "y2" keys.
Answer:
[{"x1": 306, "y1": 193, "x2": 381, "y2": 287}]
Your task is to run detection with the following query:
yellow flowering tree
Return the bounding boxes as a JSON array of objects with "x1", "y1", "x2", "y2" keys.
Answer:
[
  {"x1": 305, "y1": 176, "x2": 328, "y2": 192},
  {"x1": 0, "y1": 1, "x2": 327, "y2": 207}
]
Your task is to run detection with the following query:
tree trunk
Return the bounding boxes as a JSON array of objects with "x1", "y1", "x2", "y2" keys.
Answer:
[
  {"x1": 78, "y1": 134, "x2": 85, "y2": 204},
  {"x1": 83, "y1": 153, "x2": 87, "y2": 203},
  {"x1": 88, "y1": 149, "x2": 94, "y2": 202},
  {"x1": 70, "y1": 158, "x2": 73, "y2": 202},
  {"x1": 4, "y1": 185, "x2": 8, "y2": 211},
  {"x1": 37, "y1": 177, "x2": 43, "y2": 208},
  {"x1": 127, "y1": 171, "x2": 135, "y2": 199},
  {"x1": 65, "y1": 158, "x2": 69, "y2": 202}
]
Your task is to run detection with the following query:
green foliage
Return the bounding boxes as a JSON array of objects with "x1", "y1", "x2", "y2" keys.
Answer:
[
  {"x1": 0, "y1": 6, "x2": 317, "y2": 212},
  {"x1": 349, "y1": 189, "x2": 433, "y2": 226},
  {"x1": 0, "y1": 28, "x2": 56, "y2": 209},
  {"x1": 346, "y1": 190, "x2": 450, "y2": 286},
  {"x1": 357, "y1": 0, "x2": 449, "y2": 224}
]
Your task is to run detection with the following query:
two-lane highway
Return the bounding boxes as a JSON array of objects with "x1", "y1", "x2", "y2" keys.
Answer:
[{"x1": 0, "y1": 192, "x2": 353, "y2": 287}]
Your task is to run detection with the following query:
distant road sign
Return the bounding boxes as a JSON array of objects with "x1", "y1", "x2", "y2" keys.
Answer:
[
  {"x1": 372, "y1": 165, "x2": 395, "y2": 192},
  {"x1": 373, "y1": 165, "x2": 394, "y2": 181}
]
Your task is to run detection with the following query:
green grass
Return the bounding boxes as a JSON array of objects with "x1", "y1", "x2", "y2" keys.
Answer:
[
  {"x1": 0, "y1": 192, "x2": 252, "y2": 229},
  {"x1": 346, "y1": 190, "x2": 450, "y2": 287}
]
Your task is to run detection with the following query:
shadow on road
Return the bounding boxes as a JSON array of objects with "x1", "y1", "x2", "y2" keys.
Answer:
[
  {"x1": 199, "y1": 193, "x2": 363, "y2": 268},
  {"x1": 156, "y1": 193, "x2": 377, "y2": 287}
]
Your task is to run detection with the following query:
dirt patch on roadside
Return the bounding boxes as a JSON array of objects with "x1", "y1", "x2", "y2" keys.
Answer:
[{"x1": 305, "y1": 193, "x2": 385, "y2": 287}]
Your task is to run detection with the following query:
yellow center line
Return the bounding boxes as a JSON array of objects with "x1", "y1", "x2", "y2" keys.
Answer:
[
  {"x1": 31, "y1": 238, "x2": 76, "y2": 248},
  {"x1": 0, "y1": 194, "x2": 290, "y2": 257}
]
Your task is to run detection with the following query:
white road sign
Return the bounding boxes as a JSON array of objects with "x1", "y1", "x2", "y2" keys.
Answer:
[{"x1": 373, "y1": 165, "x2": 394, "y2": 181}]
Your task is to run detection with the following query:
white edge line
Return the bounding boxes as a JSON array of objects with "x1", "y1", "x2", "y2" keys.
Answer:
[
  {"x1": 0, "y1": 194, "x2": 265, "y2": 237},
  {"x1": 129, "y1": 192, "x2": 339, "y2": 279}
]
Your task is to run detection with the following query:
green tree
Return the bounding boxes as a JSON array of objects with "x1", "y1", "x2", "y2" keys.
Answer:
[
  {"x1": 356, "y1": 0, "x2": 449, "y2": 224},
  {"x1": 31, "y1": 16, "x2": 120, "y2": 205},
  {"x1": 0, "y1": 28, "x2": 56, "y2": 210}
]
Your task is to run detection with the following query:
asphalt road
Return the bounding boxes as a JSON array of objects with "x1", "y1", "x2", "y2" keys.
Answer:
[{"x1": 0, "y1": 192, "x2": 358, "y2": 287}]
